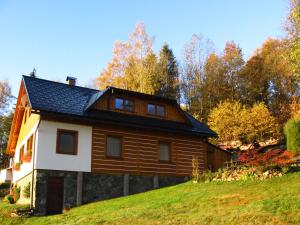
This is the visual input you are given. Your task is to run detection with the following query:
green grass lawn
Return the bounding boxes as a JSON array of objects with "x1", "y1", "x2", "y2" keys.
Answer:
[{"x1": 1, "y1": 172, "x2": 300, "y2": 225}]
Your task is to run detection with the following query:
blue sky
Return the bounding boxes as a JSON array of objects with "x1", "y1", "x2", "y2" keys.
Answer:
[{"x1": 0, "y1": 0, "x2": 289, "y2": 97}]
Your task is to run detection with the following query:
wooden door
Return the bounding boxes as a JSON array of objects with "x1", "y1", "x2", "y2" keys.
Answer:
[{"x1": 46, "y1": 177, "x2": 64, "y2": 215}]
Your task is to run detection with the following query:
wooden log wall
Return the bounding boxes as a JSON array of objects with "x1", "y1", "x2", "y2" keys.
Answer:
[
  {"x1": 92, "y1": 124, "x2": 207, "y2": 177},
  {"x1": 93, "y1": 94, "x2": 187, "y2": 123}
]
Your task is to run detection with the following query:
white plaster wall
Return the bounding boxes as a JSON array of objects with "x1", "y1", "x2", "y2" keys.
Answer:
[
  {"x1": 13, "y1": 162, "x2": 32, "y2": 183},
  {"x1": 0, "y1": 169, "x2": 6, "y2": 182},
  {"x1": 35, "y1": 120, "x2": 92, "y2": 172},
  {"x1": 0, "y1": 168, "x2": 12, "y2": 182}
]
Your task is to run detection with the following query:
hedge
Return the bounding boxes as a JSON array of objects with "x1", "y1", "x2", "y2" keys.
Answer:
[{"x1": 284, "y1": 119, "x2": 300, "y2": 154}]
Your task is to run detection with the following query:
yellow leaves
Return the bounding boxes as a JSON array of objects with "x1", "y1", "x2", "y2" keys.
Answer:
[
  {"x1": 246, "y1": 102, "x2": 280, "y2": 142},
  {"x1": 96, "y1": 23, "x2": 155, "y2": 94},
  {"x1": 290, "y1": 98, "x2": 300, "y2": 119},
  {"x1": 208, "y1": 101, "x2": 279, "y2": 143},
  {"x1": 208, "y1": 100, "x2": 245, "y2": 142}
]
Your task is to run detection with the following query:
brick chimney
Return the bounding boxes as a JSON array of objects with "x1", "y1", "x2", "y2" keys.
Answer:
[{"x1": 66, "y1": 76, "x2": 77, "y2": 86}]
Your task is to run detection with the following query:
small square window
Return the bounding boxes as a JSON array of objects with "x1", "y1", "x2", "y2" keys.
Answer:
[
  {"x1": 56, "y1": 129, "x2": 78, "y2": 155},
  {"x1": 124, "y1": 99, "x2": 134, "y2": 111},
  {"x1": 158, "y1": 142, "x2": 171, "y2": 162},
  {"x1": 147, "y1": 104, "x2": 165, "y2": 117},
  {"x1": 115, "y1": 98, "x2": 123, "y2": 110},
  {"x1": 147, "y1": 104, "x2": 156, "y2": 115},
  {"x1": 156, "y1": 105, "x2": 165, "y2": 116},
  {"x1": 115, "y1": 98, "x2": 134, "y2": 112},
  {"x1": 106, "y1": 136, "x2": 122, "y2": 158}
]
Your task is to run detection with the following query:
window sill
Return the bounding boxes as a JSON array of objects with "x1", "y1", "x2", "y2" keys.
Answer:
[
  {"x1": 115, "y1": 108, "x2": 135, "y2": 113},
  {"x1": 158, "y1": 160, "x2": 173, "y2": 164},
  {"x1": 56, "y1": 152, "x2": 77, "y2": 156},
  {"x1": 146, "y1": 113, "x2": 166, "y2": 118},
  {"x1": 105, "y1": 156, "x2": 123, "y2": 160}
]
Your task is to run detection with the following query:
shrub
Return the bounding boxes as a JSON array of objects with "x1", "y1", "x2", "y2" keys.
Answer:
[
  {"x1": 238, "y1": 149, "x2": 293, "y2": 166},
  {"x1": 3, "y1": 194, "x2": 14, "y2": 204},
  {"x1": 0, "y1": 182, "x2": 10, "y2": 189},
  {"x1": 13, "y1": 186, "x2": 21, "y2": 202},
  {"x1": 23, "y1": 183, "x2": 30, "y2": 198},
  {"x1": 204, "y1": 166, "x2": 285, "y2": 183},
  {"x1": 191, "y1": 156, "x2": 200, "y2": 183},
  {"x1": 239, "y1": 170, "x2": 258, "y2": 181},
  {"x1": 272, "y1": 151, "x2": 295, "y2": 165},
  {"x1": 284, "y1": 119, "x2": 300, "y2": 154},
  {"x1": 198, "y1": 170, "x2": 214, "y2": 182}
]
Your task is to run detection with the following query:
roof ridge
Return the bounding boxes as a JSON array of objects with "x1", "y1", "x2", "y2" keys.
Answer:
[
  {"x1": 22, "y1": 76, "x2": 177, "y2": 102},
  {"x1": 108, "y1": 86, "x2": 177, "y2": 102},
  {"x1": 22, "y1": 75, "x2": 100, "y2": 92}
]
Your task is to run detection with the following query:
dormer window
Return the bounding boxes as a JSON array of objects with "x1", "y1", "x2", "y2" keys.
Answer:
[
  {"x1": 147, "y1": 104, "x2": 165, "y2": 117},
  {"x1": 115, "y1": 98, "x2": 134, "y2": 112}
]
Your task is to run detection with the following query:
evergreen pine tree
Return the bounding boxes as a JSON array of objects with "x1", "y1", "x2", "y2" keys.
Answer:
[{"x1": 156, "y1": 44, "x2": 180, "y2": 100}]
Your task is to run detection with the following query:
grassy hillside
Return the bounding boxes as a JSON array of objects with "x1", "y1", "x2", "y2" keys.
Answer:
[{"x1": 1, "y1": 172, "x2": 300, "y2": 225}]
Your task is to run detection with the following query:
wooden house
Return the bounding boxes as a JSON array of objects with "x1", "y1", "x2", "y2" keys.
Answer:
[{"x1": 0, "y1": 76, "x2": 230, "y2": 215}]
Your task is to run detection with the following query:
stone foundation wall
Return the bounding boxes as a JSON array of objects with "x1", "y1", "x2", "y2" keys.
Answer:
[
  {"x1": 82, "y1": 173, "x2": 123, "y2": 203},
  {"x1": 33, "y1": 170, "x2": 188, "y2": 215},
  {"x1": 129, "y1": 175, "x2": 154, "y2": 195}
]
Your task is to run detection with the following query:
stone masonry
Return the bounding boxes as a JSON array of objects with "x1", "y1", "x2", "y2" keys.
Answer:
[{"x1": 33, "y1": 169, "x2": 188, "y2": 215}]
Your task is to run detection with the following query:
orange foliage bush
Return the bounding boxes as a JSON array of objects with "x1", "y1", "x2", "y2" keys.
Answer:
[
  {"x1": 238, "y1": 149, "x2": 295, "y2": 166},
  {"x1": 271, "y1": 151, "x2": 295, "y2": 165}
]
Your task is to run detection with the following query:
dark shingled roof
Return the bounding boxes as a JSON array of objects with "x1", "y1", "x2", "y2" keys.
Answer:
[{"x1": 22, "y1": 75, "x2": 216, "y2": 137}]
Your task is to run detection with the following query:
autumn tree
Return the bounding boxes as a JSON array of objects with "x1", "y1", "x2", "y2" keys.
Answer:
[
  {"x1": 239, "y1": 38, "x2": 297, "y2": 124},
  {"x1": 0, "y1": 80, "x2": 12, "y2": 154},
  {"x1": 201, "y1": 53, "x2": 228, "y2": 120},
  {"x1": 181, "y1": 38, "x2": 244, "y2": 122},
  {"x1": 0, "y1": 112, "x2": 13, "y2": 152},
  {"x1": 222, "y1": 41, "x2": 244, "y2": 100},
  {"x1": 0, "y1": 80, "x2": 11, "y2": 114},
  {"x1": 261, "y1": 39, "x2": 297, "y2": 124},
  {"x1": 97, "y1": 23, "x2": 181, "y2": 98},
  {"x1": 199, "y1": 42, "x2": 244, "y2": 121},
  {"x1": 286, "y1": 0, "x2": 300, "y2": 80},
  {"x1": 96, "y1": 23, "x2": 155, "y2": 93},
  {"x1": 244, "y1": 103, "x2": 280, "y2": 143},
  {"x1": 208, "y1": 100, "x2": 247, "y2": 143},
  {"x1": 290, "y1": 98, "x2": 300, "y2": 119},
  {"x1": 181, "y1": 34, "x2": 214, "y2": 117},
  {"x1": 208, "y1": 101, "x2": 279, "y2": 144},
  {"x1": 239, "y1": 53, "x2": 269, "y2": 106}
]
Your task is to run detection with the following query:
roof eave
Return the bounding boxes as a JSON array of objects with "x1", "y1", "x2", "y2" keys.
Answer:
[
  {"x1": 21, "y1": 75, "x2": 33, "y2": 109},
  {"x1": 38, "y1": 109, "x2": 214, "y2": 138}
]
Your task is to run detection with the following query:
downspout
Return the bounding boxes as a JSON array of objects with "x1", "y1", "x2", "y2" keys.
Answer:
[{"x1": 30, "y1": 119, "x2": 41, "y2": 209}]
